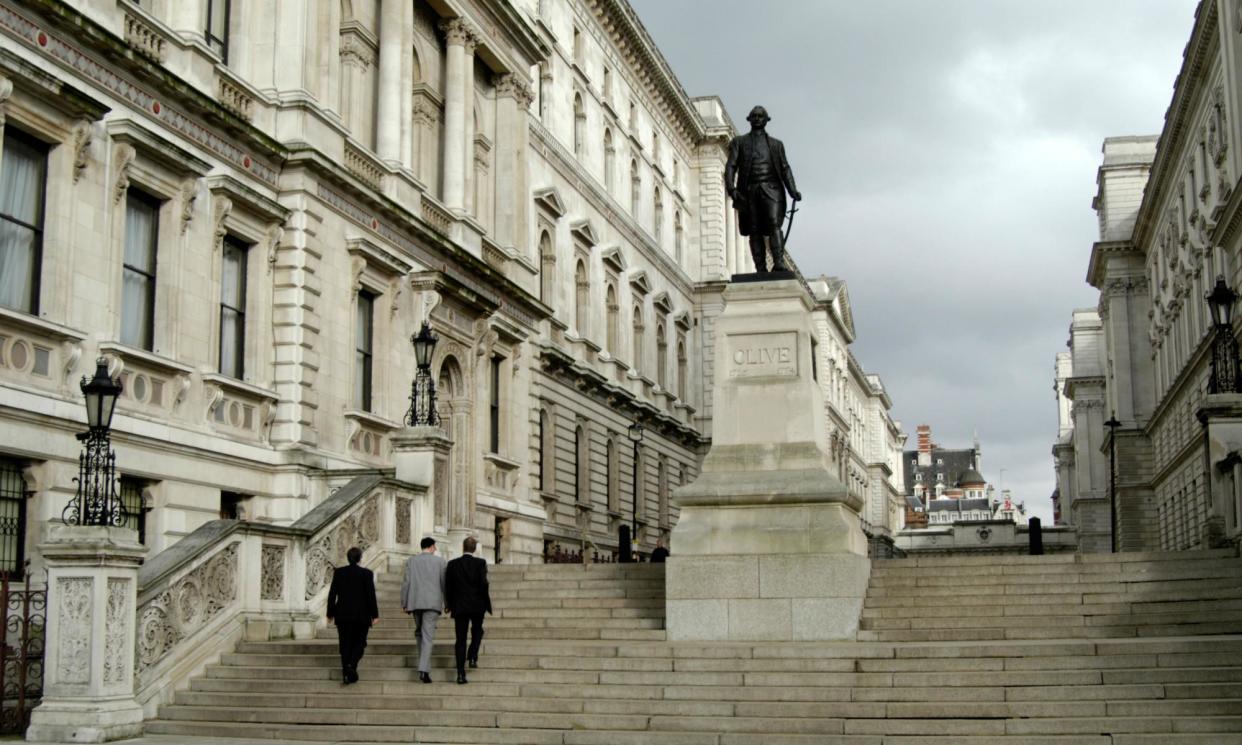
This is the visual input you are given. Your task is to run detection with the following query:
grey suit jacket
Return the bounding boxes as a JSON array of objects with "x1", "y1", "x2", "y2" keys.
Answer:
[{"x1": 400, "y1": 552, "x2": 446, "y2": 612}]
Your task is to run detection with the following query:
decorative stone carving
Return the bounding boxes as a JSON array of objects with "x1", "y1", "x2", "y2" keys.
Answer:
[
  {"x1": 180, "y1": 179, "x2": 198, "y2": 234},
  {"x1": 71, "y1": 120, "x2": 92, "y2": 183},
  {"x1": 495, "y1": 73, "x2": 534, "y2": 108},
  {"x1": 56, "y1": 577, "x2": 92, "y2": 684},
  {"x1": 0, "y1": 74, "x2": 13, "y2": 127},
  {"x1": 211, "y1": 195, "x2": 233, "y2": 244},
  {"x1": 340, "y1": 33, "x2": 376, "y2": 70},
  {"x1": 217, "y1": 77, "x2": 254, "y2": 121},
  {"x1": 412, "y1": 98, "x2": 439, "y2": 126},
  {"x1": 136, "y1": 542, "x2": 238, "y2": 674},
  {"x1": 103, "y1": 577, "x2": 130, "y2": 686},
  {"x1": 441, "y1": 18, "x2": 477, "y2": 49},
  {"x1": 265, "y1": 223, "x2": 284, "y2": 271},
  {"x1": 260, "y1": 545, "x2": 285, "y2": 601},
  {"x1": 124, "y1": 10, "x2": 166, "y2": 62},
  {"x1": 303, "y1": 496, "x2": 380, "y2": 599},
  {"x1": 112, "y1": 143, "x2": 136, "y2": 204},
  {"x1": 395, "y1": 496, "x2": 412, "y2": 545}
]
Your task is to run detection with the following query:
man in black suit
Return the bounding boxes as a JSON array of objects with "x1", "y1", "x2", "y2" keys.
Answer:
[
  {"x1": 724, "y1": 105, "x2": 801, "y2": 274},
  {"x1": 326, "y1": 546, "x2": 379, "y2": 684},
  {"x1": 445, "y1": 536, "x2": 491, "y2": 684}
]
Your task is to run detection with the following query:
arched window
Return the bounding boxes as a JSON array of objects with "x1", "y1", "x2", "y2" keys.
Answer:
[
  {"x1": 606, "y1": 436, "x2": 619, "y2": 513},
  {"x1": 605, "y1": 283, "x2": 619, "y2": 354},
  {"x1": 653, "y1": 188, "x2": 664, "y2": 243},
  {"x1": 656, "y1": 322, "x2": 668, "y2": 389},
  {"x1": 574, "y1": 260, "x2": 589, "y2": 336},
  {"x1": 632, "y1": 302, "x2": 644, "y2": 370},
  {"x1": 575, "y1": 424, "x2": 588, "y2": 503},
  {"x1": 538, "y1": 408, "x2": 553, "y2": 494},
  {"x1": 573, "y1": 93, "x2": 585, "y2": 157},
  {"x1": 603, "y1": 128, "x2": 615, "y2": 192},
  {"x1": 674, "y1": 211, "x2": 684, "y2": 264},
  {"x1": 677, "y1": 337, "x2": 687, "y2": 400},
  {"x1": 540, "y1": 230, "x2": 555, "y2": 308},
  {"x1": 630, "y1": 159, "x2": 640, "y2": 215}
]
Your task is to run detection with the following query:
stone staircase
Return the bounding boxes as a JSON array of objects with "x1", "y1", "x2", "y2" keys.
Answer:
[{"x1": 146, "y1": 552, "x2": 1242, "y2": 744}]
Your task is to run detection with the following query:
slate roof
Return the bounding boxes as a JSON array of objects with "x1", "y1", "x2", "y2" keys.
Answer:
[{"x1": 902, "y1": 447, "x2": 980, "y2": 496}]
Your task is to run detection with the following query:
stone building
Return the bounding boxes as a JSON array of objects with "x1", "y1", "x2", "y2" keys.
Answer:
[
  {"x1": 901, "y1": 423, "x2": 1029, "y2": 528},
  {"x1": 1055, "y1": 0, "x2": 1242, "y2": 553},
  {"x1": 0, "y1": 0, "x2": 907, "y2": 577},
  {"x1": 808, "y1": 276, "x2": 905, "y2": 551}
]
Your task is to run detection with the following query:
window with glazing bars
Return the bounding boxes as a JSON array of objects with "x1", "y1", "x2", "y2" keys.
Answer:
[
  {"x1": 204, "y1": 0, "x2": 230, "y2": 62},
  {"x1": 0, "y1": 460, "x2": 28, "y2": 577},
  {"x1": 219, "y1": 236, "x2": 247, "y2": 378},
  {"x1": 0, "y1": 131, "x2": 48, "y2": 314},
  {"x1": 489, "y1": 355, "x2": 502, "y2": 453},
  {"x1": 355, "y1": 292, "x2": 375, "y2": 411},
  {"x1": 122, "y1": 190, "x2": 159, "y2": 350},
  {"x1": 119, "y1": 477, "x2": 147, "y2": 545}
]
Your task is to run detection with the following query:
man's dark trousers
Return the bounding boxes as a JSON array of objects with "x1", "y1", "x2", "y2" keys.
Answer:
[
  {"x1": 453, "y1": 613, "x2": 485, "y2": 672},
  {"x1": 336, "y1": 621, "x2": 370, "y2": 677}
]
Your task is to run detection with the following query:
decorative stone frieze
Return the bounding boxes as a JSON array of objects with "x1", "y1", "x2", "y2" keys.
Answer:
[
  {"x1": 135, "y1": 542, "x2": 238, "y2": 675},
  {"x1": 259, "y1": 545, "x2": 285, "y2": 601},
  {"x1": 303, "y1": 496, "x2": 379, "y2": 600}
]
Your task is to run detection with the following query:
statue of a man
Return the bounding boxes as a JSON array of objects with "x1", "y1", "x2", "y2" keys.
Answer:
[{"x1": 725, "y1": 106, "x2": 801, "y2": 274}]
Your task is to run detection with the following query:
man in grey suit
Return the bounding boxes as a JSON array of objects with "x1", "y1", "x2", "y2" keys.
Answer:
[{"x1": 401, "y1": 536, "x2": 446, "y2": 683}]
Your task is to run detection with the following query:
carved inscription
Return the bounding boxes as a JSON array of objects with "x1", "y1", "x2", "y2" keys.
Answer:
[{"x1": 727, "y1": 332, "x2": 798, "y2": 379}]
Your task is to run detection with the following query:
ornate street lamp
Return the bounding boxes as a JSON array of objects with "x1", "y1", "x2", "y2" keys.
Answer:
[
  {"x1": 1207, "y1": 275, "x2": 1241, "y2": 394},
  {"x1": 624, "y1": 421, "x2": 645, "y2": 562},
  {"x1": 405, "y1": 321, "x2": 440, "y2": 427},
  {"x1": 1104, "y1": 412, "x2": 1120, "y2": 554},
  {"x1": 63, "y1": 358, "x2": 126, "y2": 526}
]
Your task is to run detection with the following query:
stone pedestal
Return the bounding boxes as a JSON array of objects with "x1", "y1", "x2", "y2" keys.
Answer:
[
  {"x1": 27, "y1": 525, "x2": 148, "y2": 743},
  {"x1": 392, "y1": 426, "x2": 453, "y2": 543},
  {"x1": 667, "y1": 279, "x2": 870, "y2": 641}
]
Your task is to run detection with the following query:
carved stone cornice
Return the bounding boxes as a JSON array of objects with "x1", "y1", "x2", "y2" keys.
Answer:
[{"x1": 495, "y1": 73, "x2": 534, "y2": 108}]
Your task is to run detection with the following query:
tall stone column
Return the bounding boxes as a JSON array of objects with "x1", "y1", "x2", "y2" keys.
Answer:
[
  {"x1": 494, "y1": 74, "x2": 533, "y2": 254},
  {"x1": 441, "y1": 19, "x2": 475, "y2": 211},
  {"x1": 27, "y1": 526, "x2": 147, "y2": 743},
  {"x1": 375, "y1": 0, "x2": 404, "y2": 163},
  {"x1": 399, "y1": 0, "x2": 414, "y2": 168},
  {"x1": 462, "y1": 39, "x2": 478, "y2": 216}
]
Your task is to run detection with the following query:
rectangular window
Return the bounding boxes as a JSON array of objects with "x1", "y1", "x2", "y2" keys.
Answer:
[
  {"x1": 122, "y1": 191, "x2": 160, "y2": 350},
  {"x1": 220, "y1": 490, "x2": 248, "y2": 520},
  {"x1": 205, "y1": 0, "x2": 230, "y2": 62},
  {"x1": 489, "y1": 355, "x2": 502, "y2": 453},
  {"x1": 219, "y1": 236, "x2": 248, "y2": 379},
  {"x1": 0, "y1": 131, "x2": 48, "y2": 314},
  {"x1": 355, "y1": 291, "x2": 375, "y2": 412},
  {"x1": 0, "y1": 459, "x2": 28, "y2": 577},
  {"x1": 119, "y1": 477, "x2": 148, "y2": 545}
]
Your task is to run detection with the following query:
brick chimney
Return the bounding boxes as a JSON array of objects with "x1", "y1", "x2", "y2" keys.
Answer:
[{"x1": 916, "y1": 424, "x2": 932, "y2": 467}]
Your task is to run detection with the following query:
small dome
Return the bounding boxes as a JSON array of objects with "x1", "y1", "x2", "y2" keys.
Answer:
[{"x1": 957, "y1": 468, "x2": 986, "y2": 487}]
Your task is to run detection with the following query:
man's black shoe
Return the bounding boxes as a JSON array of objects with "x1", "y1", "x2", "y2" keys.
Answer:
[
  {"x1": 468, "y1": 659, "x2": 477, "y2": 669},
  {"x1": 456, "y1": 673, "x2": 468, "y2": 684},
  {"x1": 419, "y1": 672, "x2": 432, "y2": 684}
]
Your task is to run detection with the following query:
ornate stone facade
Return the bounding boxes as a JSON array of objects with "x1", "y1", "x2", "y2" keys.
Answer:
[
  {"x1": 259, "y1": 545, "x2": 285, "y2": 601},
  {"x1": 136, "y1": 543, "x2": 238, "y2": 674},
  {"x1": 54, "y1": 577, "x2": 91, "y2": 685}
]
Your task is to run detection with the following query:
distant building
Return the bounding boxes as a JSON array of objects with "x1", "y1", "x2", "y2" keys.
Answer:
[{"x1": 902, "y1": 424, "x2": 1027, "y2": 527}]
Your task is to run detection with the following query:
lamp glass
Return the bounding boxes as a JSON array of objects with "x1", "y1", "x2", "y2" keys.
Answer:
[
  {"x1": 80, "y1": 358, "x2": 122, "y2": 430},
  {"x1": 1207, "y1": 276, "x2": 1237, "y2": 327},
  {"x1": 412, "y1": 322, "x2": 436, "y2": 368},
  {"x1": 627, "y1": 422, "x2": 644, "y2": 443}
]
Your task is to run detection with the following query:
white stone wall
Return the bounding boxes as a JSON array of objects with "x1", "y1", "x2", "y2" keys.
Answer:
[{"x1": 0, "y1": 0, "x2": 748, "y2": 569}]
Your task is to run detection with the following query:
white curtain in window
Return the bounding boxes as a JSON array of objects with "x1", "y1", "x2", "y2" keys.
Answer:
[
  {"x1": 0, "y1": 137, "x2": 46, "y2": 312},
  {"x1": 122, "y1": 197, "x2": 158, "y2": 349}
]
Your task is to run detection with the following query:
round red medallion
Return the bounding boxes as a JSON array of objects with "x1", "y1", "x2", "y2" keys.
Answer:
[
  {"x1": 371, "y1": 219, "x2": 378, "y2": 230},
  {"x1": 243, "y1": 156, "x2": 252, "y2": 169},
  {"x1": 36, "y1": 32, "x2": 47, "y2": 47},
  {"x1": 152, "y1": 101, "x2": 161, "y2": 114}
]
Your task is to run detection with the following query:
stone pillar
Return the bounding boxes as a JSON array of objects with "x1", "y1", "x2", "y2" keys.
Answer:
[
  {"x1": 392, "y1": 427, "x2": 453, "y2": 542},
  {"x1": 667, "y1": 279, "x2": 869, "y2": 641},
  {"x1": 462, "y1": 39, "x2": 477, "y2": 216},
  {"x1": 494, "y1": 74, "x2": 533, "y2": 254},
  {"x1": 399, "y1": 0, "x2": 414, "y2": 168},
  {"x1": 374, "y1": 0, "x2": 404, "y2": 163},
  {"x1": 27, "y1": 526, "x2": 147, "y2": 743},
  {"x1": 441, "y1": 19, "x2": 474, "y2": 212}
]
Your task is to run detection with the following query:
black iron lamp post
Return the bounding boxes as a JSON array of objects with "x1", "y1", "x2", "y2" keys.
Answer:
[
  {"x1": 63, "y1": 358, "x2": 126, "y2": 526},
  {"x1": 1207, "y1": 275, "x2": 1241, "y2": 394},
  {"x1": 405, "y1": 321, "x2": 440, "y2": 427},
  {"x1": 1104, "y1": 412, "x2": 1120, "y2": 554},
  {"x1": 625, "y1": 421, "x2": 645, "y2": 562}
]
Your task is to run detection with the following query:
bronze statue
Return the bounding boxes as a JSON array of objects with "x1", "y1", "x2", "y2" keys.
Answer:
[{"x1": 725, "y1": 106, "x2": 801, "y2": 274}]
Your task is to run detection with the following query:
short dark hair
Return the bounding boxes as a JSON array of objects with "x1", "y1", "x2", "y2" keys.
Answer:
[
  {"x1": 346, "y1": 546, "x2": 362, "y2": 565},
  {"x1": 420, "y1": 537, "x2": 436, "y2": 550},
  {"x1": 462, "y1": 536, "x2": 478, "y2": 554}
]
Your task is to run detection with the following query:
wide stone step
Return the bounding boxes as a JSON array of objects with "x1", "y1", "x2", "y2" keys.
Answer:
[{"x1": 871, "y1": 557, "x2": 1242, "y2": 579}]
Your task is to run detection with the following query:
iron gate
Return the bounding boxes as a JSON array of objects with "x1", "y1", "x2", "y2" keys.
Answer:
[{"x1": 0, "y1": 566, "x2": 44, "y2": 734}]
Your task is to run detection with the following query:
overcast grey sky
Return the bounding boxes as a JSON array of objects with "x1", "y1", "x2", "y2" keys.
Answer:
[{"x1": 629, "y1": 0, "x2": 1198, "y2": 522}]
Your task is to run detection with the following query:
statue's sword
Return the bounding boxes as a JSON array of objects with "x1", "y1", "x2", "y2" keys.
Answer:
[{"x1": 783, "y1": 196, "x2": 800, "y2": 246}]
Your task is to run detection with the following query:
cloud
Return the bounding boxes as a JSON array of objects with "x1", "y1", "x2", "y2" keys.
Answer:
[{"x1": 629, "y1": 0, "x2": 1198, "y2": 522}]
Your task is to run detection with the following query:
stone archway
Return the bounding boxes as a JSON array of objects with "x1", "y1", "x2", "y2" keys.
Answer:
[{"x1": 435, "y1": 354, "x2": 472, "y2": 536}]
